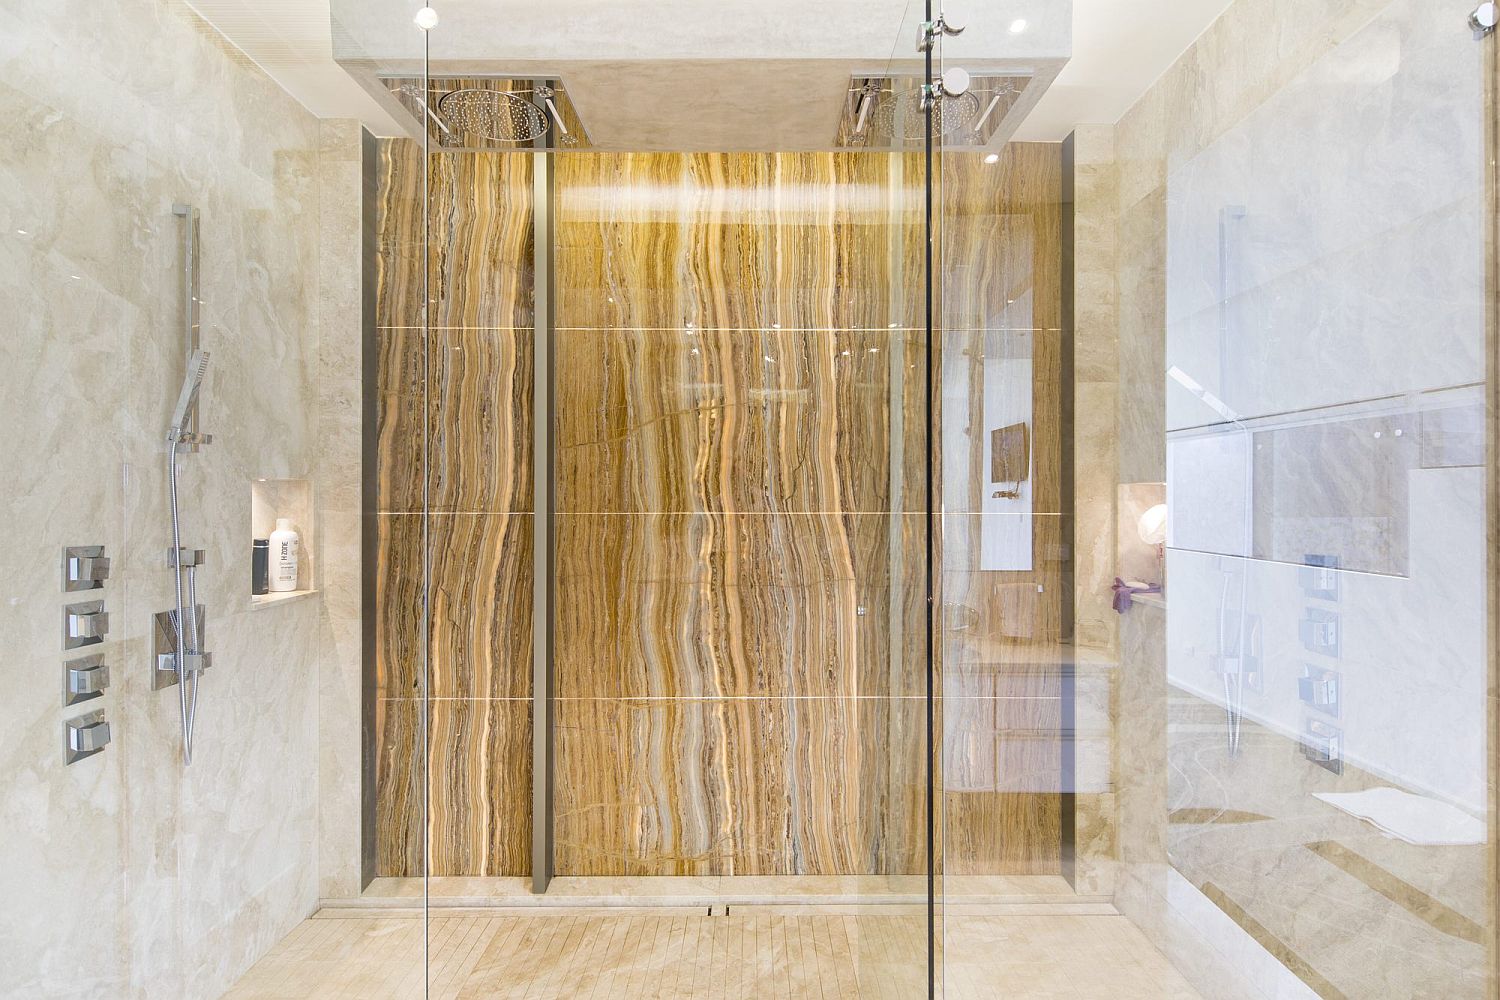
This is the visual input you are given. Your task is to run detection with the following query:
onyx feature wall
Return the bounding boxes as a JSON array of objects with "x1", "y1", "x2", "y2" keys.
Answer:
[
  {"x1": 372, "y1": 141, "x2": 537, "y2": 878},
  {"x1": 549, "y1": 152, "x2": 929, "y2": 877},
  {"x1": 370, "y1": 146, "x2": 1072, "y2": 880}
]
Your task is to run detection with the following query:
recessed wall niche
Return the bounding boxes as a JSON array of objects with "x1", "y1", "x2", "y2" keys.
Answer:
[{"x1": 250, "y1": 478, "x2": 316, "y2": 607}]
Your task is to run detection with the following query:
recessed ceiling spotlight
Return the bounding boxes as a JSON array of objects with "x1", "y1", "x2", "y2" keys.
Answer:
[
  {"x1": 1009, "y1": 18, "x2": 1028, "y2": 33},
  {"x1": 983, "y1": 153, "x2": 1000, "y2": 164}
]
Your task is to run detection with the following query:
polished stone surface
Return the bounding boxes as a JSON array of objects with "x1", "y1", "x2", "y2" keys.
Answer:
[
  {"x1": 224, "y1": 908, "x2": 1200, "y2": 999},
  {"x1": 372, "y1": 143, "x2": 538, "y2": 877},
  {"x1": 371, "y1": 146, "x2": 1077, "y2": 882},
  {"x1": 1101, "y1": 0, "x2": 1494, "y2": 996},
  {"x1": 0, "y1": 1, "x2": 358, "y2": 995},
  {"x1": 327, "y1": 0, "x2": 1072, "y2": 153}
]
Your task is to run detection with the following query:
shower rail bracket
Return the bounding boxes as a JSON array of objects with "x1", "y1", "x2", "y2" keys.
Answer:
[{"x1": 164, "y1": 547, "x2": 207, "y2": 568}]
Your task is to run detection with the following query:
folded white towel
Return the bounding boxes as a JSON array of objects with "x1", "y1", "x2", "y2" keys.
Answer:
[{"x1": 1313, "y1": 787, "x2": 1484, "y2": 846}]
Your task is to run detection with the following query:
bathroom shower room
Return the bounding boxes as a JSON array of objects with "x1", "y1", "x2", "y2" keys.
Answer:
[{"x1": 6, "y1": 0, "x2": 1499, "y2": 998}]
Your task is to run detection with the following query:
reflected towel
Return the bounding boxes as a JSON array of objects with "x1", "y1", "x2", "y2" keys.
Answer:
[
  {"x1": 1313, "y1": 787, "x2": 1484, "y2": 846},
  {"x1": 1111, "y1": 577, "x2": 1161, "y2": 613}
]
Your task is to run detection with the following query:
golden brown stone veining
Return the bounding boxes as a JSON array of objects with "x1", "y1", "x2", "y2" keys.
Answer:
[
  {"x1": 374, "y1": 142, "x2": 538, "y2": 877},
  {"x1": 372, "y1": 143, "x2": 1068, "y2": 880}
]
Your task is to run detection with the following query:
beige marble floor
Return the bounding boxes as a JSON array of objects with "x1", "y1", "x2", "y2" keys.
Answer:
[{"x1": 224, "y1": 911, "x2": 1202, "y2": 999}]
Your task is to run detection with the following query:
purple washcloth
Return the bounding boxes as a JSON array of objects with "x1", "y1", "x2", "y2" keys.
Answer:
[{"x1": 1112, "y1": 577, "x2": 1162, "y2": 613}]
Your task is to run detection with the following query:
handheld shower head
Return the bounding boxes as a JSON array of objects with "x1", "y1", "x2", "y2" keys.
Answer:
[{"x1": 169, "y1": 349, "x2": 210, "y2": 443}]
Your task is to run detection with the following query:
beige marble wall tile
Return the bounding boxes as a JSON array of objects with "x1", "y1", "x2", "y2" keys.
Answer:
[
  {"x1": 1106, "y1": 0, "x2": 1493, "y2": 997},
  {"x1": 0, "y1": 2, "x2": 350, "y2": 992},
  {"x1": 316, "y1": 119, "x2": 368, "y2": 901}
]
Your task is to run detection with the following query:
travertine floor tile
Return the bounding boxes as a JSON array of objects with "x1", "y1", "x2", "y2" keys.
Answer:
[{"x1": 225, "y1": 911, "x2": 1201, "y2": 999}]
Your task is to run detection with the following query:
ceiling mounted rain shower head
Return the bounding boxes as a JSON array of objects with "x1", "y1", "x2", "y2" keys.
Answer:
[
  {"x1": 439, "y1": 88, "x2": 551, "y2": 143},
  {"x1": 872, "y1": 88, "x2": 982, "y2": 140},
  {"x1": 384, "y1": 76, "x2": 593, "y2": 151},
  {"x1": 835, "y1": 73, "x2": 1032, "y2": 151}
]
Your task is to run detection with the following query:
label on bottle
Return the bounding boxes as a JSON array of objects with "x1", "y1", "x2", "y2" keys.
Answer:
[{"x1": 273, "y1": 535, "x2": 299, "y2": 589}]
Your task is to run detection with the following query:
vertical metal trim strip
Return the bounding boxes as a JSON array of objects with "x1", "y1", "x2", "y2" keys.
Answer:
[
  {"x1": 1482, "y1": 21, "x2": 1500, "y2": 999},
  {"x1": 420, "y1": 24, "x2": 432, "y2": 997},
  {"x1": 924, "y1": 2, "x2": 938, "y2": 996},
  {"x1": 1059, "y1": 132, "x2": 1079, "y2": 888},
  {"x1": 358, "y1": 125, "x2": 380, "y2": 891},
  {"x1": 531, "y1": 121, "x2": 557, "y2": 895}
]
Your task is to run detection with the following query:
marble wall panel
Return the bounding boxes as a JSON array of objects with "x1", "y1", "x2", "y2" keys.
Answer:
[
  {"x1": 553, "y1": 696, "x2": 926, "y2": 876},
  {"x1": 375, "y1": 696, "x2": 532, "y2": 877},
  {"x1": 377, "y1": 512, "x2": 533, "y2": 700},
  {"x1": 0, "y1": 0, "x2": 358, "y2": 993},
  {"x1": 372, "y1": 143, "x2": 536, "y2": 876},
  {"x1": 377, "y1": 326, "x2": 534, "y2": 514},
  {"x1": 372, "y1": 507, "x2": 533, "y2": 876},
  {"x1": 555, "y1": 152, "x2": 924, "y2": 333},
  {"x1": 372, "y1": 144, "x2": 1068, "y2": 880},
  {"x1": 376, "y1": 141, "x2": 534, "y2": 331},
  {"x1": 1104, "y1": 0, "x2": 1494, "y2": 996},
  {"x1": 555, "y1": 512, "x2": 908, "y2": 700},
  {"x1": 555, "y1": 326, "x2": 900, "y2": 515},
  {"x1": 553, "y1": 151, "x2": 931, "y2": 876}
]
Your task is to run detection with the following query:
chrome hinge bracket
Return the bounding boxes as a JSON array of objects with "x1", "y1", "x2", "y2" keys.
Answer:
[{"x1": 918, "y1": 15, "x2": 965, "y2": 52}]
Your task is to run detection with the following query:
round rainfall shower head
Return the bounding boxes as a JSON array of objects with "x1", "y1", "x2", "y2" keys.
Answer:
[
  {"x1": 872, "y1": 89, "x2": 982, "y2": 140},
  {"x1": 438, "y1": 89, "x2": 550, "y2": 143}
]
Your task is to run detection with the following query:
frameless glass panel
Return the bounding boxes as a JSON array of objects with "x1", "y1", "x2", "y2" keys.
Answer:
[
  {"x1": 0, "y1": 3, "x2": 134, "y2": 992},
  {"x1": 1, "y1": 0, "x2": 409, "y2": 996},
  {"x1": 935, "y1": 0, "x2": 1086, "y2": 992},
  {"x1": 400, "y1": 1, "x2": 938, "y2": 996},
  {"x1": 939, "y1": 2, "x2": 1499, "y2": 999},
  {"x1": 1147, "y1": 6, "x2": 1493, "y2": 998},
  {"x1": 326, "y1": 2, "x2": 432, "y2": 996}
]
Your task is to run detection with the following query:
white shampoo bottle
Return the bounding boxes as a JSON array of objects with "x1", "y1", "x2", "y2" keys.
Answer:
[{"x1": 269, "y1": 518, "x2": 300, "y2": 592}]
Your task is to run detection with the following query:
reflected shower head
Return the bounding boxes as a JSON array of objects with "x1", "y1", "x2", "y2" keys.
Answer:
[
  {"x1": 439, "y1": 88, "x2": 551, "y2": 143},
  {"x1": 872, "y1": 88, "x2": 982, "y2": 139},
  {"x1": 169, "y1": 349, "x2": 210, "y2": 442}
]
